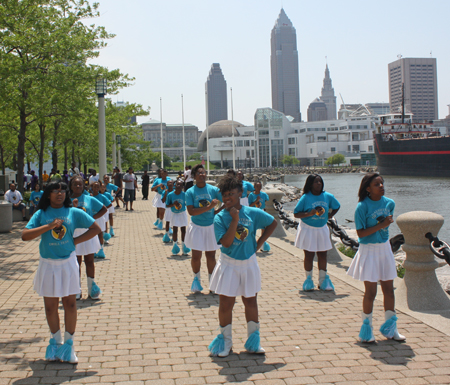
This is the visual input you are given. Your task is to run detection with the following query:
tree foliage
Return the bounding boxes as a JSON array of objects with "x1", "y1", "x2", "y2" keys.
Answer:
[
  {"x1": 325, "y1": 153, "x2": 346, "y2": 166},
  {"x1": 282, "y1": 155, "x2": 299, "y2": 167}
]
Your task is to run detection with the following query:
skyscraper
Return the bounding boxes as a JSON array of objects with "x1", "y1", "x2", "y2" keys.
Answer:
[
  {"x1": 205, "y1": 63, "x2": 228, "y2": 126},
  {"x1": 270, "y1": 9, "x2": 301, "y2": 122},
  {"x1": 319, "y1": 64, "x2": 336, "y2": 120},
  {"x1": 388, "y1": 57, "x2": 438, "y2": 121}
]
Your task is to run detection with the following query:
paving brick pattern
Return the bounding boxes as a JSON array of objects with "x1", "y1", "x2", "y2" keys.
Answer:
[{"x1": 1, "y1": 191, "x2": 450, "y2": 384}]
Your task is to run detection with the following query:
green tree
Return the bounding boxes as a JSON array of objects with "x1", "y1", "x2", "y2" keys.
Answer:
[
  {"x1": 282, "y1": 155, "x2": 299, "y2": 167},
  {"x1": 189, "y1": 153, "x2": 202, "y2": 161},
  {"x1": 325, "y1": 153, "x2": 346, "y2": 166}
]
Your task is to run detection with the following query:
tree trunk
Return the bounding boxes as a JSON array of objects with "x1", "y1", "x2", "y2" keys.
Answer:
[
  {"x1": 17, "y1": 108, "x2": 28, "y2": 192},
  {"x1": 64, "y1": 144, "x2": 68, "y2": 171},
  {"x1": 39, "y1": 123, "x2": 46, "y2": 186},
  {"x1": 0, "y1": 145, "x2": 5, "y2": 175},
  {"x1": 52, "y1": 120, "x2": 60, "y2": 171}
]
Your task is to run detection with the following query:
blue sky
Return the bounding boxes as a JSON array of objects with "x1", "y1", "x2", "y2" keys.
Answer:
[{"x1": 89, "y1": 0, "x2": 450, "y2": 129}]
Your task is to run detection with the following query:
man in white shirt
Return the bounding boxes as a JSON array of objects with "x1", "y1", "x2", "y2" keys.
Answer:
[
  {"x1": 88, "y1": 169, "x2": 99, "y2": 187},
  {"x1": 69, "y1": 162, "x2": 80, "y2": 180},
  {"x1": 184, "y1": 165, "x2": 194, "y2": 192},
  {"x1": 122, "y1": 167, "x2": 139, "y2": 211},
  {"x1": 5, "y1": 182, "x2": 27, "y2": 221}
]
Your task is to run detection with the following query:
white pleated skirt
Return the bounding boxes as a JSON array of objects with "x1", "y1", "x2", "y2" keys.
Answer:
[
  {"x1": 74, "y1": 228, "x2": 101, "y2": 256},
  {"x1": 240, "y1": 197, "x2": 249, "y2": 206},
  {"x1": 170, "y1": 211, "x2": 189, "y2": 227},
  {"x1": 164, "y1": 208, "x2": 173, "y2": 223},
  {"x1": 152, "y1": 194, "x2": 158, "y2": 208},
  {"x1": 95, "y1": 216, "x2": 106, "y2": 232},
  {"x1": 210, "y1": 253, "x2": 261, "y2": 298},
  {"x1": 294, "y1": 221, "x2": 332, "y2": 252},
  {"x1": 347, "y1": 241, "x2": 397, "y2": 282},
  {"x1": 108, "y1": 205, "x2": 115, "y2": 214},
  {"x1": 155, "y1": 194, "x2": 166, "y2": 209},
  {"x1": 33, "y1": 252, "x2": 80, "y2": 298},
  {"x1": 184, "y1": 222, "x2": 221, "y2": 251},
  {"x1": 103, "y1": 211, "x2": 109, "y2": 225}
]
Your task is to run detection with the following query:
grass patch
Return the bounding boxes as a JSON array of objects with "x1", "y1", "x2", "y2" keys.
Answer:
[
  {"x1": 337, "y1": 243, "x2": 356, "y2": 258},
  {"x1": 396, "y1": 264, "x2": 405, "y2": 278}
]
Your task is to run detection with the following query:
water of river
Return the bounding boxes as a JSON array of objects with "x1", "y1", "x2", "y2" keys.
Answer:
[{"x1": 282, "y1": 174, "x2": 450, "y2": 241}]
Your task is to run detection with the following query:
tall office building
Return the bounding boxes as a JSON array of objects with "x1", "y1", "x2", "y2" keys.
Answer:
[
  {"x1": 319, "y1": 64, "x2": 336, "y2": 120},
  {"x1": 388, "y1": 57, "x2": 438, "y2": 121},
  {"x1": 270, "y1": 9, "x2": 301, "y2": 122},
  {"x1": 205, "y1": 63, "x2": 228, "y2": 126}
]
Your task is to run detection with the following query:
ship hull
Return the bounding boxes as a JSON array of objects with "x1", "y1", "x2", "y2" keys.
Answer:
[{"x1": 374, "y1": 134, "x2": 450, "y2": 177}]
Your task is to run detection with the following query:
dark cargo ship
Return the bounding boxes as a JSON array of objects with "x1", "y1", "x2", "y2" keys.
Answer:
[{"x1": 374, "y1": 113, "x2": 450, "y2": 177}]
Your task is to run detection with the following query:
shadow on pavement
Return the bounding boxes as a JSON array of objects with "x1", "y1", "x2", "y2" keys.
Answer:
[
  {"x1": 186, "y1": 292, "x2": 219, "y2": 308},
  {"x1": 358, "y1": 339, "x2": 415, "y2": 365},
  {"x1": 211, "y1": 353, "x2": 286, "y2": 382},
  {"x1": 11, "y1": 359, "x2": 97, "y2": 385},
  {"x1": 167, "y1": 254, "x2": 190, "y2": 261},
  {"x1": 298, "y1": 291, "x2": 349, "y2": 302}
]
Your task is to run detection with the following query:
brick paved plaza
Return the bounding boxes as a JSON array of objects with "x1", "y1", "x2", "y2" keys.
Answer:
[{"x1": 1, "y1": 191, "x2": 450, "y2": 384}]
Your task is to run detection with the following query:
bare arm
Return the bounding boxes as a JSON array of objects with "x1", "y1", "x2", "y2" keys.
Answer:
[
  {"x1": 186, "y1": 199, "x2": 219, "y2": 216},
  {"x1": 294, "y1": 208, "x2": 318, "y2": 219},
  {"x1": 93, "y1": 206, "x2": 108, "y2": 220},
  {"x1": 256, "y1": 219, "x2": 277, "y2": 251},
  {"x1": 356, "y1": 215, "x2": 393, "y2": 238},
  {"x1": 328, "y1": 208, "x2": 340, "y2": 219},
  {"x1": 22, "y1": 219, "x2": 63, "y2": 241}
]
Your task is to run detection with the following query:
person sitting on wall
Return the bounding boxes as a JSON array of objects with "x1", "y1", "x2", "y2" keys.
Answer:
[{"x1": 5, "y1": 182, "x2": 27, "y2": 221}]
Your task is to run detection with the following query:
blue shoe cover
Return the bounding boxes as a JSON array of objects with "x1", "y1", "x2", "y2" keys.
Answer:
[
  {"x1": 103, "y1": 232, "x2": 111, "y2": 241},
  {"x1": 182, "y1": 244, "x2": 191, "y2": 255},
  {"x1": 162, "y1": 233, "x2": 171, "y2": 243},
  {"x1": 157, "y1": 221, "x2": 163, "y2": 230},
  {"x1": 169, "y1": 227, "x2": 173, "y2": 235},
  {"x1": 359, "y1": 319, "x2": 374, "y2": 342},
  {"x1": 109, "y1": 227, "x2": 115, "y2": 237},
  {"x1": 172, "y1": 243, "x2": 180, "y2": 255},
  {"x1": 262, "y1": 242, "x2": 271, "y2": 252},
  {"x1": 208, "y1": 333, "x2": 224, "y2": 356},
  {"x1": 45, "y1": 338, "x2": 59, "y2": 361},
  {"x1": 191, "y1": 276, "x2": 203, "y2": 292},
  {"x1": 244, "y1": 330, "x2": 261, "y2": 353},
  {"x1": 56, "y1": 339, "x2": 73, "y2": 362},
  {"x1": 154, "y1": 219, "x2": 160, "y2": 227},
  {"x1": 95, "y1": 248, "x2": 106, "y2": 259},
  {"x1": 380, "y1": 315, "x2": 398, "y2": 339},
  {"x1": 319, "y1": 275, "x2": 335, "y2": 291},
  {"x1": 90, "y1": 282, "x2": 102, "y2": 299},
  {"x1": 302, "y1": 276, "x2": 315, "y2": 291}
]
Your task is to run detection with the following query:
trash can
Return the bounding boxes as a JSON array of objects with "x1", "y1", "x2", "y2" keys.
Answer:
[{"x1": 0, "y1": 201, "x2": 13, "y2": 232}]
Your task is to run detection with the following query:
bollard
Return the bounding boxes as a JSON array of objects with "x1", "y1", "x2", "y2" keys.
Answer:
[
  {"x1": 395, "y1": 211, "x2": 450, "y2": 311},
  {"x1": 280, "y1": 174, "x2": 285, "y2": 184},
  {"x1": 265, "y1": 189, "x2": 287, "y2": 238},
  {"x1": 261, "y1": 174, "x2": 267, "y2": 186},
  {"x1": 0, "y1": 201, "x2": 13, "y2": 233}
]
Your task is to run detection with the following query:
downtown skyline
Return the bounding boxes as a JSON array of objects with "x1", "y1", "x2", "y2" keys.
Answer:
[{"x1": 88, "y1": 0, "x2": 450, "y2": 130}]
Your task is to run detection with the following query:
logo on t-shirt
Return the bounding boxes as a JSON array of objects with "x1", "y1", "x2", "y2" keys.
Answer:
[
  {"x1": 51, "y1": 225, "x2": 67, "y2": 240},
  {"x1": 315, "y1": 206, "x2": 325, "y2": 216},
  {"x1": 174, "y1": 201, "x2": 182, "y2": 210},
  {"x1": 199, "y1": 199, "x2": 210, "y2": 208},
  {"x1": 35, "y1": 197, "x2": 40, "y2": 202},
  {"x1": 12, "y1": 195, "x2": 17, "y2": 201},
  {"x1": 235, "y1": 224, "x2": 249, "y2": 241},
  {"x1": 78, "y1": 206, "x2": 87, "y2": 212},
  {"x1": 255, "y1": 201, "x2": 262, "y2": 208}
]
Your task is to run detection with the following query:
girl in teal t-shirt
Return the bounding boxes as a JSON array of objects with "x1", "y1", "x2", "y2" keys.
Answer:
[
  {"x1": 29, "y1": 183, "x2": 43, "y2": 217},
  {"x1": 248, "y1": 181, "x2": 271, "y2": 251},
  {"x1": 208, "y1": 174, "x2": 277, "y2": 358},
  {"x1": 22, "y1": 181, "x2": 101, "y2": 364},
  {"x1": 185, "y1": 164, "x2": 223, "y2": 294},
  {"x1": 237, "y1": 170, "x2": 254, "y2": 206},
  {"x1": 293, "y1": 174, "x2": 340, "y2": 292},
  {"x1": 151, "y1": 169, "x2": 171, "y2": 230},
  {"x1": 347, "y1": 173, "x2": 405, "y2": 343}
]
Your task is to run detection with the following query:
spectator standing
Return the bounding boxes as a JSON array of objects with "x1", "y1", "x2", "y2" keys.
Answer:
[
  {"x1": 123, "y1": 167, "x2": 138, "y2": 211},
  {"x1": 30, "y1": 170, "x2": 39, "y2": 191},
  {"x1": 112, "y1": 167, "x2": 124, "y2": 208},
  {"x1": 142, "y1": 170, "x2": 150, "y2": 200},
  {"x1": 184, "y1": 165, "x2": 194, "y2": 192}
]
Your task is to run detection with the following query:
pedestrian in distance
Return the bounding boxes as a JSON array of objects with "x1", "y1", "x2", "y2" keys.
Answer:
[
  {"x1": 248, "y1": 181, "x2": 271, "y2": 252},
  {"x1": 142, "y1": 170, "x2": 150, "y2": 200},
  {"x1": 123, "y1": 167, "x2": 138, "y2": 211},
  {"x1": 185, "y1": 164, "x2": 223, "y2": 293},
  {"x1": 208, "y1": 174, "x2": 277, "y2": 357},
  {"x1": 69, "y1": 176, "x2": 107, "y2": 300},
  {"x1": 165, "y1": 179, "x2": 191, "y2": 255},
  {"x1": 347, "y1": 172, "x2": 406, "y2": 343},
  {"x1": 22, "y1": 181, "x2": 101, "y2": 363},
  {"x1": 293, "y1": 174, "x2": 340, "y2": 291},
  {"x1": 184, "y1": 165, "x2": 194, "y2": 192},
  {"x1": 112, "y1": 167, "x2": 125, "y2": 208}
]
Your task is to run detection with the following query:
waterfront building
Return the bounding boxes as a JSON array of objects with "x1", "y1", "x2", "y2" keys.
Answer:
[
  {"x1": 197, "y1": 120, "x2": 256, "y2": 169},
  {"x1": 338, "y1": 103, "x2": 390, "y2": 119},
  {"x1": 270, "y1": 9, "x2": 301, "y2": 122},
  {"x1": 205, "y1": 63, "x2": 228, "y2": 126},
  {"x1": 388, "y1": 57, "x2": 438, "y2": 122},
  {"x1": 141, "y1": 119, "x2": 200, "y2": 159}
]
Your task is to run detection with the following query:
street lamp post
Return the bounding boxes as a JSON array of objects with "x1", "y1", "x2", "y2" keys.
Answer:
[
  {"x1": 116, "y1": 135, "x2": 122, "y2": 171},
  {"x1": 96, "y1": 78, "x2": 107, "y2": 178}
]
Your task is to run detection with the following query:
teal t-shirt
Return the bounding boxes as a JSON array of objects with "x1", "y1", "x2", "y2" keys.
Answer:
[
  {"x1": 185, "y1": 184, "x2": 222, "y2": 227},
  {"x1": 92, "y1": 193, "x2": 111, "y2": 207},
  {"x1": 83, "y1": 189, "x2": 90, "y2": 196},
  {"x1": 152, "y1": 177, "x2": 172, "y2": 195},
  {"x1": 105, "y1": 183, "x2": 118, "y2": 195},
  {"x1": 26, "y1": 206, "x2": 95, "y2": 259},
  {"x1": 166, "y1": 191, "x2": 186, "y2": 214},
  {"x1": 214, "y1": 206, "x2": 274, "y2": 260},
  {"x1": 102, "y1": 192, "x2": 114, "y2": 203},
  {"x1": 30, "y1": 191, "x2": 44, "y2": 206},
  {"x1": 355, "y1": 196, "x2": 395, "y2": 244},
  {"x1": 294, "y1": 191, "x2": 340, "y2": 228},
  {"x1": 242, "y1": 181, "x2": 255, "y2": 198},
  {"x1": 248, "y1": 191, "x2": 269, "y2": 210},
  {"x1": 70, "y1": 195, "x2": 103, "y2": 217}
]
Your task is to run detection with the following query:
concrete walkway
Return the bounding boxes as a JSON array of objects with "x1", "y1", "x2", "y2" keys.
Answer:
[{"x1": 1, "y1": 190, "x2": 450, "y2": 384}]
